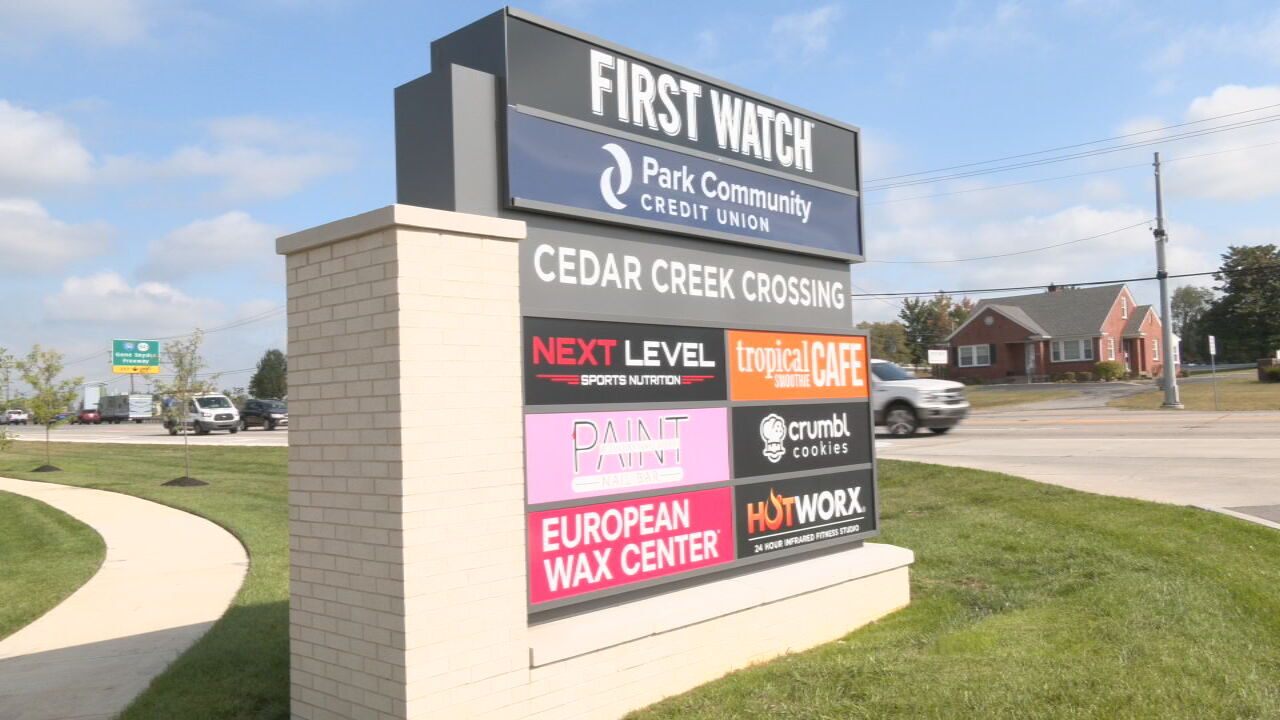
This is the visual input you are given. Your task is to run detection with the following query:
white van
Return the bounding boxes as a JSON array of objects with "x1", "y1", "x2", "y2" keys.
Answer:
[{"x1": 165, "y1": 394, "x2": 241, "y2": 435}]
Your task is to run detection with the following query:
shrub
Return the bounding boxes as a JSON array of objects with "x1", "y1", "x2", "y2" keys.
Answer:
[
  {"x1": 1064, "y1": 372, "x2": 1079, "y2": 383},
  {"x1": 960, "y1": 376, "x2": 985, "y2": 386},
  {"x1": 1094, "y1": 361, "x2": 1126, "y2": 381},
  {"x1": 1263, "y1": 366, "x2": 1280, "y2": 383},
  {"x1": 1050, "y1": 372, "x2": 1065, "y2": 382}
]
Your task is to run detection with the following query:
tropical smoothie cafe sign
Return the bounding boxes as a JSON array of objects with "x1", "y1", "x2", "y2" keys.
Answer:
[{"x1": 398, "y1": 8, "x2": 876, "y2": 618}]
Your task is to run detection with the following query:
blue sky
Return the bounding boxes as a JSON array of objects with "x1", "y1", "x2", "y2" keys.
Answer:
[{"x1": 2, "y1": 0, "x2": 1278, "y2": 392}]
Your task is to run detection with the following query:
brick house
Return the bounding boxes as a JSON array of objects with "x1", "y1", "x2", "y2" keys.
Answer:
[{"x1": 942, "y1": 284, "x2": 1179, "y2": 382}]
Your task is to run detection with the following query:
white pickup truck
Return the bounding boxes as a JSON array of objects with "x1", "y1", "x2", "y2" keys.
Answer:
[{"x1": 870, "y1": 359, "x2": 970, "y2": 436}]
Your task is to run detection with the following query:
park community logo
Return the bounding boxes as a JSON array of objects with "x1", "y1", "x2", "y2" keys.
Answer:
[{"x1": 599, "y1": 142, "x2": 632, "y2": 210}]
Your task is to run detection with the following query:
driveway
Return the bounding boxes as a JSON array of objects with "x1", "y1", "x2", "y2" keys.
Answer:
[{"x1": 877, "y1": 393, "x2": 1280, "y2": 529}]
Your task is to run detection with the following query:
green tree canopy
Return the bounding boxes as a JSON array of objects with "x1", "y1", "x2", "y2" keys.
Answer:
[
  {"x1": 1171, "y1": 285, "x2": 1214, "y2": 363},
  {"x1": 857, "y1": 321, "x2": 912, "y2": 364},
  {"x1": 249, "y1": 349, "x2": 287, "y2": 400},
  {"x1": 1201, "y1": 245, "x2": 1280, "y2": 362},
  {"x1": 898, "y1": 294, "x2": 974, "y2": 364}
]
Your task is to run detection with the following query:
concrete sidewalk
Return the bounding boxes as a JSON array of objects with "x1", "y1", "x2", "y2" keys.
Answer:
[{"x1": 0, "y1": 478, "x2": 248, "y2": 720}]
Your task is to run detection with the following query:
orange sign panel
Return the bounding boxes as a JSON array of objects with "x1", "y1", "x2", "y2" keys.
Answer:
[{"x1": 728, "y1": 330, "x2": 869, "y2": 401}]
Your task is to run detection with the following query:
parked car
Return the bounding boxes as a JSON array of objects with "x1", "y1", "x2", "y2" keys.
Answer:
[
  {"x1": 870, "y1": 359, "x2": 970, "y2": 436},
  {"x1": 3, "y1": 408, "x2": 29, "y2": 425},
  {"x1": 51, "y1": 412, "x2": 75, "y2": 424},
  {"x1": 76, "y1": 409, "x2": 102, "y2": 424},
  {"x1": 241, "y1": 399, "x2": 288, "y2": 431},
  {"x1": 164, "y1": 394, "x2": 240, "y2": 435}
]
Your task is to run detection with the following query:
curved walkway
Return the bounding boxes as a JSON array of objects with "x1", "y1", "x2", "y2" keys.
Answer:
[{"x1": 0, "y1": 477, "x2": 248, "y2": 720}]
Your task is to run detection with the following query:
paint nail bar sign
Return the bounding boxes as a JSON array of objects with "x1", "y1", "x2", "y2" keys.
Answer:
[
  {"x1": 528, "y1": 487, "x2": 734, "y2": 604},
  {"x1": 525, "y1": 408, "x2": 730, "y2": 505},
  {"x1": 524, "y1": 316, "x2": 727, "y2": 405}
]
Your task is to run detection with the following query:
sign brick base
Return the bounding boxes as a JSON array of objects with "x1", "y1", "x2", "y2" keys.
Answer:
[{"x1": 279, "y1": 205, "x2": 913, "y2": 720}]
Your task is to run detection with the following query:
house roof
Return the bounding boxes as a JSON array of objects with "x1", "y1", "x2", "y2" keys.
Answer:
[
  {"x1": 948, "y1": 284, "x2": 1128, "y2": 341},
  {"x1": 1122, "y1": 305, "x2": 1153, "y2": 336},
  {"x1": 985, "y1": 304, "x2": 1049, "y2": 336}
]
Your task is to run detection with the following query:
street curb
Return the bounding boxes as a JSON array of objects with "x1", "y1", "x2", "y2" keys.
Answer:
[{"x1": 1193, "y1": 505, "x2": 1280, "y2": 531}]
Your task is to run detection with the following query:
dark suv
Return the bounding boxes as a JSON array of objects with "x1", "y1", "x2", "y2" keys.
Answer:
[{"x1": 241, "y1": 399, "x2": 288, "y2": 431}]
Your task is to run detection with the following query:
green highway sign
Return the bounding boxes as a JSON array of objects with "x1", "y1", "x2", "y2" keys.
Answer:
[{"x1": 112, "y1": 339, "x2": 161, "y2": 374}]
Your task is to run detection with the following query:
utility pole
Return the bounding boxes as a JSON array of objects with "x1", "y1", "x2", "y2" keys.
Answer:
[{"x1": 1153, "y1": 152, "x2": 1183, "y2": 408}]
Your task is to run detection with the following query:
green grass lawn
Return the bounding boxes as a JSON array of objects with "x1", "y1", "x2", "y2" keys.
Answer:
[
  {"x1": 632, "y1": 461, "x2": 1280, "y2": 719},
  {"x1": 0, "y1": 489, "x2": 105, "y2": 641},
  {"x1": 966, "y1": 388, "x2": 1080, "y2": 409},
  {"x1": 1110, "y1": 372, "x2": 1280, "y2": 410},
  {"x1": 0, "y1": 442, "x2": 288, "y2": 720},
  {"x1": 4, "y1": 443, "x2": 1280, "y2": 719}
]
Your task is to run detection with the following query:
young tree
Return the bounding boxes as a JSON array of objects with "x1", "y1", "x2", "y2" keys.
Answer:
[
  {"x1": 151, "y1": 330, "x2": 219, "y2": 485},
  {"x1": 898, "y1": 297, "x2": 936, "y2": 365},
  {"x1": 15, "y1": 346, "x2": 83, "y2": 471},
  {"x1": 1201, "y1": 245, "x2": 1280, "y2": 362},
  {"x1": 249, "y1": 349, "x2": 287, "y2": 399},
  {"x1": 0, "y1": 346, "x2": 14, "y2": 409},
  {"x1": 222, "y1": 386, "x2": 249, "y2": 408}
]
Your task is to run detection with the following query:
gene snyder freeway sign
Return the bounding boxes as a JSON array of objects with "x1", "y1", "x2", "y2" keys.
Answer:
[{"x1": 112, "y1": 339, "x2": 161, "y2": 374}]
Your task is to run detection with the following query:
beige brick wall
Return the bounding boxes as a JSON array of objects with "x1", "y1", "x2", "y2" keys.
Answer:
[{"x1": 281, "y1": 205, "x2": 912, "y2": 720}]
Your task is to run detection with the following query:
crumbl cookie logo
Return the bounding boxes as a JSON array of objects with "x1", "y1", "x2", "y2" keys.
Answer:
[
  {"x1": 759, "y1": 413, "x2": 785, "y2": 463},
  {"x1": 599, "y1": 142, "x2": 632, "y2": 210}
]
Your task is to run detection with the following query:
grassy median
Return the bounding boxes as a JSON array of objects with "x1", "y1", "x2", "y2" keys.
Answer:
[
  {"x1": 4, "y1": 443, "x2": 1280, "y2": 719},
  {"x1": 1110, "y1": 372, "x2": 1280, "y2": 410},
  {"x1": 965, "y1": 388, "x2": 1080, "y2": 409},
  {"x1": 633, "y1": 461, "x2": 1280, "y2": 719},
  {"x1": 0, "y1": 442, "x2": 288, "y2": 720},
  {"x1": 0, "y1": 490, "x2": 106, "y2": 641}
]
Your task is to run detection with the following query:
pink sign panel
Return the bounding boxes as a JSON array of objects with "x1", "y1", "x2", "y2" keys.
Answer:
[
  {"x1": 528, "y1": 487, "x2": 733, "y2": 604},
  {"x1": 524, "y1": 407, "x2": 729, "y2": 505}
]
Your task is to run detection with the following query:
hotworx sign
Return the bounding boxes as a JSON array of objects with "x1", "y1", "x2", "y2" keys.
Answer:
[{"x1": 507, "y1": 110, "x2": 860, "y2": 256}]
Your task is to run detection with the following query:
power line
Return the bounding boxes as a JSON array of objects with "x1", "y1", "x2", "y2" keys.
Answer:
[
  {"x1": 866, "y1": 102, "x2": 1280, "y2": 183},
  {"x1": 865, "y1": 138, "x2": 1280, "y2": 206},
  {"x1": 863, "y1": 219, "x2": 1152, "y2": 265},
  {"x1": 62, "y1": 305, "x2": 285, "y2": 367},
  {"x1": 865, "y1": 115, "x2": 1280, "y2": 191},
  {"x1": 848, "y1": 263, "x2": 1280, "y2": 300}
]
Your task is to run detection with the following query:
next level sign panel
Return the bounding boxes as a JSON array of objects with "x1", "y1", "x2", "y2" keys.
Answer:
[
  {"x1": 734, "y1": 469, "x2": 876, "y2": 559},
  {"x1": 524, "y1": 317, "x2": 727, "y2": 405}
]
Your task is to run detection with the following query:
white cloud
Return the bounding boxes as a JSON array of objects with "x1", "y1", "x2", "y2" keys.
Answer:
[
  {"x1": 0, "y1": 198, "x2": 112, "y2": 272},
  {"x1": 105, "y1": 115, "x2": 354, "y2": 203},
  {"x1": 0, "y1": 0, "x2": 151, "y2": 53},
  {"x1": 0, "y1": 100, "x2": 94, "y2": 191},
  {"x1": 138, "y1": 211, "x2": 283, "y2": 281},
  {"x1": 43, "y1": 271, "x2": 223, "y2": 333},
  {"x1": 770, "y1": 5, "x2": 843, "y2": 62},
  {"x1": 1152, "y1": 85, "x2": 1280, "y2": 201},
  {"x1": 928, "y1": 1, "x2": 1037, "y2": 55},
  {"x1": 1145, "y1": 10, "x2": 1280, "y2": 71}
]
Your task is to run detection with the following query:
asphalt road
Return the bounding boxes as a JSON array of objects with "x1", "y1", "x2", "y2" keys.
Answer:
[
  {"x1": 878, "y1": 403, "x2": 1280, "y2": 529},
  {"x1": 3, "y1": 422, "x2": 288, "y2": 447}
]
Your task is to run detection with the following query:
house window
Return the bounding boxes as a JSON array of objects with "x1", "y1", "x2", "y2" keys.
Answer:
[
  {"x1": 1050, "y1": 339, "x2": 1095, "y2": 362},
  {"x1": 1121, "y1": 296, "x2": 1128, "y2": 319},
  {"x1": 1108, "y1": 337, "x2": 1115, "y2": 361},
  {"x1": 1173, "y1": 343, "x2": 1180, "y2": 364},
  {"x1": 1153, "y1": 339, "x2": 1160, "y2": 361},
  {"x1": 958, "y1": 344, "x2": 991, "y2": 367}
]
